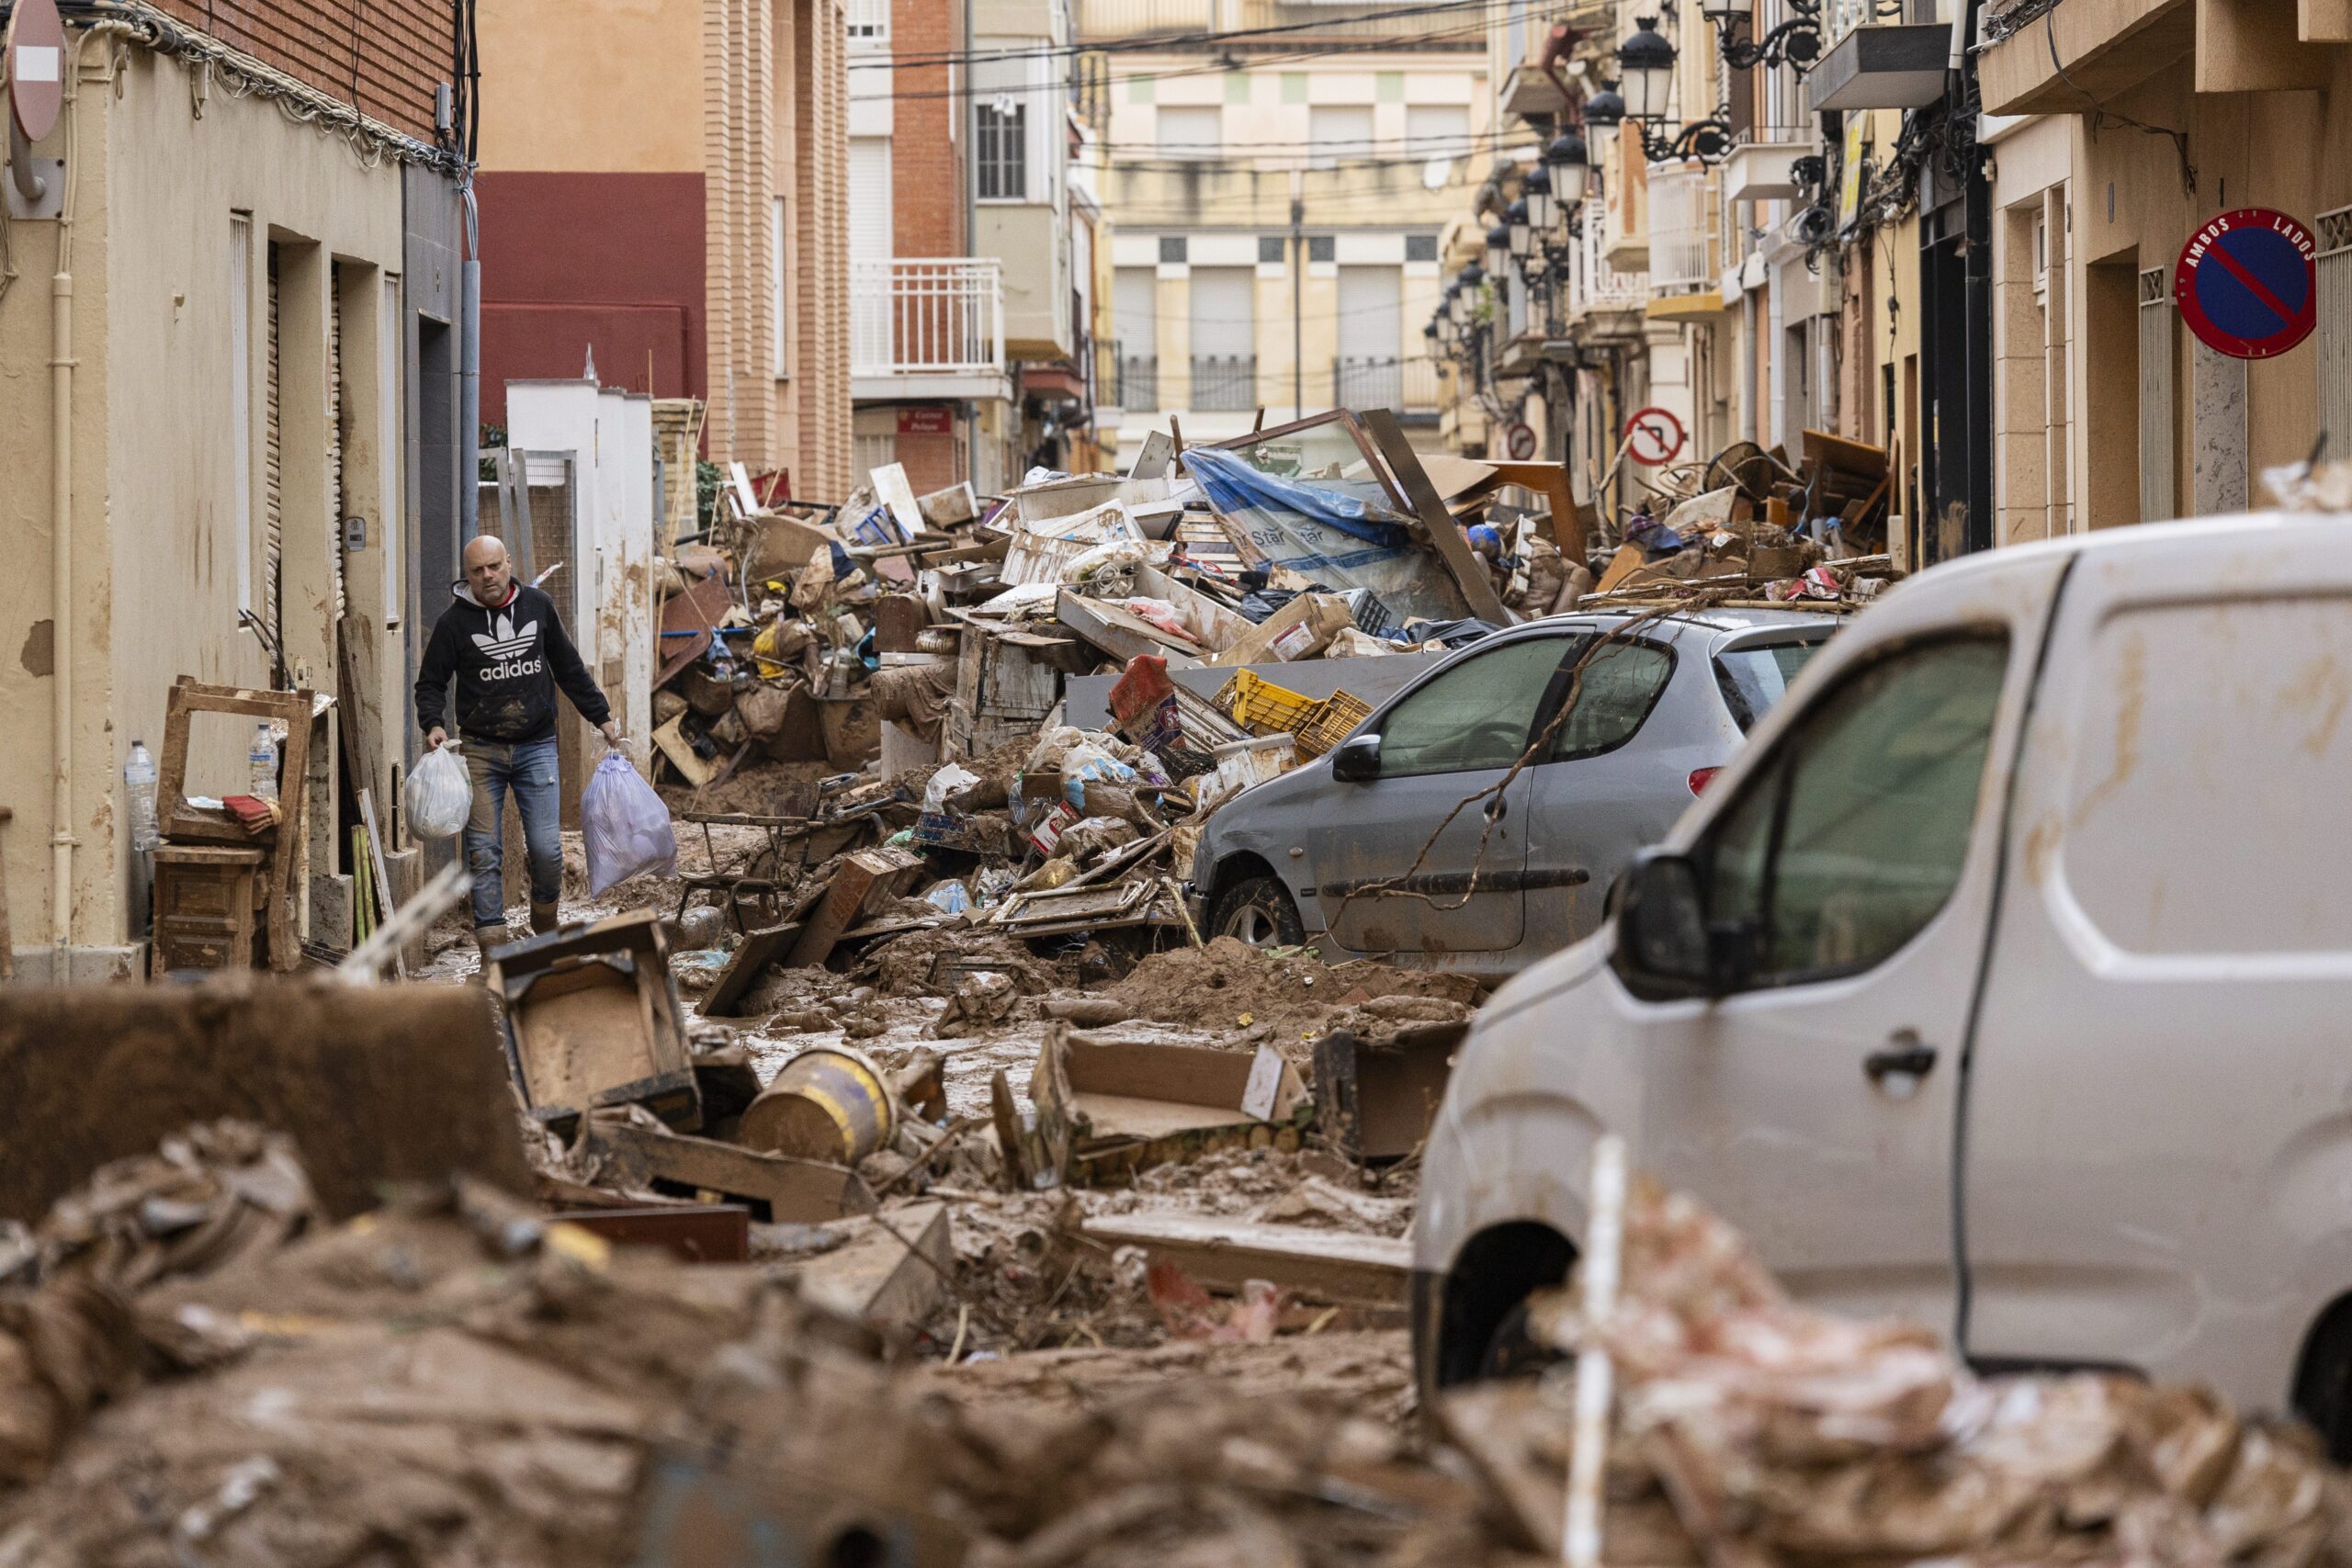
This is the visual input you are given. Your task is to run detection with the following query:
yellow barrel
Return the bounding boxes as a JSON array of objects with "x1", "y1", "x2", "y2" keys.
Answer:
[{"x1": 738, "y1": 1044, "x2": 897, "y2": 1165}]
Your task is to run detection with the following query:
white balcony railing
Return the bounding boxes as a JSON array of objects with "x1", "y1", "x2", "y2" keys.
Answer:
[
  {"x1": 846, "y1": 0, "x2": 889, "y2": 46},
  {"x1": 850, "y1": 258, "x2": 1006, "y2": 383},
  {"x1": 1571, "y1": 198, "x2": 1648, "y2": 314},
  {"x1": 1647, "y1": 163, "x2": 1717, "y2": 292}
]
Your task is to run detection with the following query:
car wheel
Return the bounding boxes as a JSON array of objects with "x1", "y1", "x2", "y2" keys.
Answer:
[{"x1": 1210, "y1": 876, "x2": 1305, "y2": 949}]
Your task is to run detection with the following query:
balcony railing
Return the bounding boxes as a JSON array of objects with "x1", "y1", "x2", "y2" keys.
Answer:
[
  {"x1": 850, "y1": 258, "x2": 1005, "y2": 384},
  {"x1": 1110, "y1": 350, "x2": 1159, "y2": 411},
  {"x1": 1332, "y1": 355, "x2": 1440, "y2": 414},
  {"x1": 1647, "y1": 164, "x2": 1718, "y2": 293},
  {"x1": 1190, "y1": 354, "x2": 1258, "y2": 412},
  {"x1": 1570, "y1": 198, "x2": 1648, "y2": 315}
]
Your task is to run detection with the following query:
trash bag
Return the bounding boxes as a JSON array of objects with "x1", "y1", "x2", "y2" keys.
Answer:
[
  {"x1": 402, "y1": 744, "x2": 472, "y2": 841},
  {"x1": 582, "y1": 751, "x2": 677, "y2": 895}
]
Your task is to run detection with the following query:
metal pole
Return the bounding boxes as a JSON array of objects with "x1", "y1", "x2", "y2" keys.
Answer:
[
  {"x1": 459, "y1": 185, "x2": 481, "y2": 542},
  {"x1": 1290, "y1": 167, "x2": 1304, "y2": 419}
]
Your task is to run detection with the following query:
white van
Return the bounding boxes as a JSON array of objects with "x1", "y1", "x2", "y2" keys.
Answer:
[{"x1": 1412, "y1": 515, "x2": 2352, "y2": 1445}]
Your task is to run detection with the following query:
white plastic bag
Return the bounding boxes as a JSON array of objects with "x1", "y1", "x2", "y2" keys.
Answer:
[
  {"x1": 582, "y1": 751, "x2": 677, "y2": 895},
  {"x1": 403, "y1": 743, "x2": 473, "y2": 841}
]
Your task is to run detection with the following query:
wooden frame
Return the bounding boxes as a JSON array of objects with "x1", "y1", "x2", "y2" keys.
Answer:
[
  {"x1": 157, "y1": 678, "x2": 314, "y2": 971},
  {"x1": 1199, "y1": 409, "x2": 1411, "y2": 512}
]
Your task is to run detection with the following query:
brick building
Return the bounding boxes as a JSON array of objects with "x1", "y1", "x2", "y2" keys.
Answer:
[
  {"x1": 0, "y1": 0, "x2": 472, "y2": 976},
  {"x1": 473, "y1": 0, "x2": 854, "y2": 499}
]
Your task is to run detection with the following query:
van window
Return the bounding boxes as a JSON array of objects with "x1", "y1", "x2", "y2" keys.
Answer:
[
  {"x1": 1715, "y1": 640, "x2": 1825, "y2": 731},
  {"x1": 1374, "y1": 636, "x2": 1570, "y2": 777},
  {"x1": 1546, "y1": 639, "x2": 1676, "y2": 761},
  {"x1": 1700, "y1": 634, "x2": 2008, "y2": 986}
]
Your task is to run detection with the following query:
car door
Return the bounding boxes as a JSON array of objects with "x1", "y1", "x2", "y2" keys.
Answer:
[
  {"x1": 1591, "y1": 615, "x2": 2041, "y2": 1328},
  {"x1": 1520, "y1": 630, "x2": 1690, "y2": 955},
  {"x1": 1305, "y1": 632, "x2": 1570, "y2": 958},
  {"x1": 1962, "y1": 526, "x2": 2352, "y2": 1409}
]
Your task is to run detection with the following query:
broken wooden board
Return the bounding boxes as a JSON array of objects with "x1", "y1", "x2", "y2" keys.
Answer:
[
  {"x1": 1361, "y1": 408, "x2": 1512, "y2": 626},
  {"x1": 700, "y1": 920, "x2": 805, "y2": 1018},
  {"x1": 655, "y1": 573, "x2": 735, "y2": 690},
  {"x1": 1054, "y1": 590, "x2": 1206, "y2": 665},
  {"x1": 1029, "y1": 1028, "x2": 1308, "y2": 1184},
  {"x1": 488, "y1": 909, "x2": 701, "y2": 1137},
  {"x1": 652, "y1": 713, "x2": 715, "y2": 787},
  {"x1": 785, "y1": 846, "x2": 923, "y2": 968},
  {"x1": 578, "y1": 1116, "x2": 876, "y2": 1224},
  {"x1": 785, "y1": 1201, "x2": 952, "y2": 1339},
  {"x1": 1080, "y1": 1212, "x2": 1411, "y2": 1310},
  {"x1": 986, "y1": 878, "x2": 1154, "y2": 931},
  {"x1": 1313, "y1": 1022, "x2": 1465, "y2": 1165}
]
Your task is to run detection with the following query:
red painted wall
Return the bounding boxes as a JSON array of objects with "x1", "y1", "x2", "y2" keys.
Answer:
[{"x1": 476, "y1": 171, "x2": 707, "y2": 426}]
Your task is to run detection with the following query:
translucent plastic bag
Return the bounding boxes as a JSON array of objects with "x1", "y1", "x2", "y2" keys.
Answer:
[
  {"x1": 402, "y1": 743, "x2": 473, "y2": 841},
  {"x1": 582, "y1": 751, "x2": 677, "y2": 895}
]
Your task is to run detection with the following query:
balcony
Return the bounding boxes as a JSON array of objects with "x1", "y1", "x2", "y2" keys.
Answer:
[
  {"x1": 1975, "y1": 0, "x2": 2196, "y2": 114},
  {"x1": 851, "y1": 259, "x2": 1012, "y2": 403},
  {"x1": 1647, "y1": 164, "x2": 1719, "y2": 295},
  {"x1": 1568, "y1": 199, "x2": 1648, "y2": 321},
  {"x1": 1190, "y1": 355, "x2": 1259, "y2": 412},
  {"x1": 1332, "y1": 355, "x2": 1440, "y2": 419}
]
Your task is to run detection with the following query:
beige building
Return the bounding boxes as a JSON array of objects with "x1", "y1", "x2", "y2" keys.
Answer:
[
  {"x1": 0, "y1": 8, "x2": 469, "y2": 978},
  {"x1": 1082, "y1": 0, "x2": 1484, "y2": 462}
]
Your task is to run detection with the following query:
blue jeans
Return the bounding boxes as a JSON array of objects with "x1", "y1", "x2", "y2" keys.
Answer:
[{"x1": 463, "y1": 737, "x2": 562, "y2": 929}]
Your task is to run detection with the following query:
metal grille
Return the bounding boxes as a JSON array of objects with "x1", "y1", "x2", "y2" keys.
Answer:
[
  {"x1": 849, "y1": 258, "x2": 1006, "y2": 380},
  {"x1": 1647, "y1": 163, "x2": 1716, "y2": 292},
  {"x1": 2320, "y1": 206, "x2": 2352, "y2": 462},
  {"x1": 1111, "y1": 350, "x2": 1158, "y2": 410},
  {"x1": 2138, "y1": 266, "x2": 2176, "y2": 523},
  {"x1": 1333, "y1": 355, "x2": 1439, "y2": 413},
  {"x1": 328, "y1": 266, "x2": 346, "y2": 624},
  {"x1": 1189, "y1": 354, "x2": 1257, "y2": 411}
]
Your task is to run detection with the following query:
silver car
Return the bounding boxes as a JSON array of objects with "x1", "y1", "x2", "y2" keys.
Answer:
[{"x1": 1188, "y1": 606, "x2": 1841, "y2": 979}]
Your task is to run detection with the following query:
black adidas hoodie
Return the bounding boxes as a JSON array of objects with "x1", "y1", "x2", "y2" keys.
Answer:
[{"x1": 414, "y1": 579, "x2": 611, "y2": 744}]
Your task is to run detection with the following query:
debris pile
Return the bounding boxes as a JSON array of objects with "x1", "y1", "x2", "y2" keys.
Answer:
[{"x1": 15, "y1": 1125, "x2": 2351, "y2": 1568}]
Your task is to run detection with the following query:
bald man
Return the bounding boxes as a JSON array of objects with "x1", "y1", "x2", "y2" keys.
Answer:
[{"x1": 415, "y1": 536, "x2": 623, "y2": 954}]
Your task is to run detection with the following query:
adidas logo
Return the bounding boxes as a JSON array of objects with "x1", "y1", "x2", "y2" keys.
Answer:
[
  {"x1": 478, "y1": 657, "x2": 545, "y2": 681},
  {"x1": 470, "y1": 609, "x2": 539, "y2": 661}
]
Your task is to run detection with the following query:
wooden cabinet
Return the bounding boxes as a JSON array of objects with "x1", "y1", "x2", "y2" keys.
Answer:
[{"x1": 151, "y1": 845, "x2": 264, "y2": 976}]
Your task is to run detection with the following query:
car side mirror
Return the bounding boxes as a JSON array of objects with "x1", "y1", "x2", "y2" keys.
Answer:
[
  {"x1": 1329, "y1": 732, "x2": 1382, "y2": 783},
  {"x1": 1611, "y1": 850, "x2": 1719, "y2": 998}
]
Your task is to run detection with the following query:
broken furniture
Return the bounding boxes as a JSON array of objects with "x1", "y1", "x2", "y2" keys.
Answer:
[
  {"x1": 1023, "y1": 1028, "x2": 1308, "y2": 1186},
  {"x1": 149, "y1": 845, "x2": 266, "y2": 976},
  {"x1": 155, "y1": 678, "x2": 315, "y2": 971},
  {"x1": 1080, "y1": 1212, "x2": 1411, "y2": 1312},
  {"x1": 487, "y1": 909, "x2": 702, "y2": 1138},
  {"x1": 574, "y1": 1113, "x2": 876, "y2": 1224},
  {"x1": 1312, "y1": 1021, "x2": 1467, "y2": 1166}
]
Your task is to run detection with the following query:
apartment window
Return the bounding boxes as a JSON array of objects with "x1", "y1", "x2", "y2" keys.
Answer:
[
  {"x1": 1309, "y1": 104, "x2": 1373, "y2": 170},
  {"x1": 1157, "y1": 105, "x2": 1220, "y2": 160},
  {"x1": 1405, "y1": 233, "x2": 1439, "y2": 264},
  {"x1": 1190, "y1": 266, "x2": 1255, "y2": 412},
  {"x1": 786, "y1": 195, "x2": 804, "y2": 376},
  {"x1": 1259, "y1": 235, "x2": 1284, "y2": 265},
  {"x1": 1159, "y1": 235, "x2": 1187, "y2": 265},
  {"x1": 978, "y1": 97, "x2": 1028, "y2": 199},
  {"x1": 1308, "y1": 235, "x2": 1335, "y2": 264},
  {"x1": 1405, "y1": 104, "x2": 1469, "y2": 159}
]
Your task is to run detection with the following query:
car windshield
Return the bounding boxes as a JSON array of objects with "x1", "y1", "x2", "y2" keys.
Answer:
[{"x1": 1714, "y1": 639, "x2": 1826, "y2": 731}]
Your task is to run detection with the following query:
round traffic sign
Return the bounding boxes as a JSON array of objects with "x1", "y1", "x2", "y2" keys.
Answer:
[
  {"x1": 2174, "y1": 209, "x2": 2316, "y2": 361},
  {"x1": 1503, "y1": 421, "x2": 1539, "y2": 460},
  {"x1": 6, "y1": 0, "x2": 65, "y2": 144},
  {"x1": 1623, "y1": 406, "x2": 1686, "y2": 467}
]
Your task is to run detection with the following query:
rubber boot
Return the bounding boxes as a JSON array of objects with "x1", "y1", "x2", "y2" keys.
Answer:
[
  {"x1": 531, "y1": 900, "x2": 562, "y2": 938},
  {"x1": 475, "y1": 923, "x2": 512, "y2": 964}
]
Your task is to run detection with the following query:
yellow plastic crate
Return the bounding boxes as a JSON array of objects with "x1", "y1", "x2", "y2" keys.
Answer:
[
  {"x1": 1214, "y1": 669, "x2": 1317, "y2": 737},
  {"x1": 1295, "y1": 690, "x2": 1374, "y2": 759}
]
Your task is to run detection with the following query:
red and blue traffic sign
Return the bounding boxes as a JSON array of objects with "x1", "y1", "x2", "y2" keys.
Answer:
[{"x1": 2174, "y1": 209, "x2": 2317, "y2": 360}]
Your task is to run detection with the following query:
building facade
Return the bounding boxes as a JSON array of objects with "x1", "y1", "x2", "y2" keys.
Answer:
[
  {"x1": 474, "y1": 0, "x2": 855, "y2": 499},
  {"x1": 1080, "y1": 0, "x2": 1482, "y2": 466},
  {"x1": 0, "y1": 1, "x2": 470, "y2": 977}
]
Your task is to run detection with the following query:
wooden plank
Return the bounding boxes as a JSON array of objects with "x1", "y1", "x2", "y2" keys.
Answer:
[
  {"x1": 1053, "y1": 590, "x2": 1206, "y2": 665},
  {"x1": 1488, "y1": 461, "x2": 1578, "y2": 557},
  {"x1": 1080, "y1": 1212, "x2": 1411, "y2": 1308},
  {"x1": 784, "y1": 847, "x2": 922, "y2": 968},
  {"x1": 786, "y1": 1202, "x2": 951, "y2": 1336},
  {"x1": 356, "y1": 789, "x2": 401, "y2": 979},
  {"x1": 700, "y1": 920, "x2": 804, "y2": 1018},
  {"x1": 580, "y1": 1118, "x2": 876, "y2": 1224},
  {"x1": 651, "y1": 714, "x2": 714, "y2": 788},
  {"x1": 1359, "y1": 409, "x2": 1514, "y2": 626}
]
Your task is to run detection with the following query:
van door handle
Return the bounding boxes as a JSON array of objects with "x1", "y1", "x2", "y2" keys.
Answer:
[{"x1": 1865, "y1": 1032, "x2": 1938, "y2": 1081}]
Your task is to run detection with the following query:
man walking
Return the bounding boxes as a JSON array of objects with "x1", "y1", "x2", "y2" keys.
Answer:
[{"x1": 415, "y1": 536, "x2": 623, "y2": 956}]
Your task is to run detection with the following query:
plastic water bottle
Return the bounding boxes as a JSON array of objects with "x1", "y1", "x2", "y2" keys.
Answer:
[
  {"x1": 249, "y1": 723, "x2": 279, "y2": 802},
  {"x1": 126, "y1": 740, "x2": 158, "y2": 852}
]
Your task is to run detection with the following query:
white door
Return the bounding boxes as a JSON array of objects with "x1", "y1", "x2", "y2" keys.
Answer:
[
  {"x1": 1962, "y1": 523, "x2": 2352, "y2": 1416},
  {"x1": 850, "y1": 137, "x2": 893, "y2": 369},
  {"x1": 1594, "y1": 553, "x2": 2068, "y2": 1328}
]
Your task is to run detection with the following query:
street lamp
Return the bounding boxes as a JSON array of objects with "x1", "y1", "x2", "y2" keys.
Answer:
[
  {"x1": 1522, "y1": 164, "x2": 1555, "y2": 233},
  {"x1": 1506, "y1": 198, "x2": 1532, "y2": 263},
  {"x1": 1544, "y1": 130, "x2": 1589, "y2": 209},
  {"x1": 1486, "y1": 222, "x2": 1510, "y2": 276},
  {"x1": 1617, "y1": 17, "x2": 1676, "y2": 122},
  {"x1": 1696, "y1": 0, "x2": 1822, "y2": 69}
]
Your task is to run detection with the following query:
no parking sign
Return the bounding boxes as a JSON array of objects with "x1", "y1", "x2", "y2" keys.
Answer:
[{"x1": 2174, "y1": 209, "x2": 2317, "y2": 360}]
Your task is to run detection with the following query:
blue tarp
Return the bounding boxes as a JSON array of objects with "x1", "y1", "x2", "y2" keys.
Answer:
[{"x1": 1182, "y1": 446, "x2": 1469, "y2": 622}]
